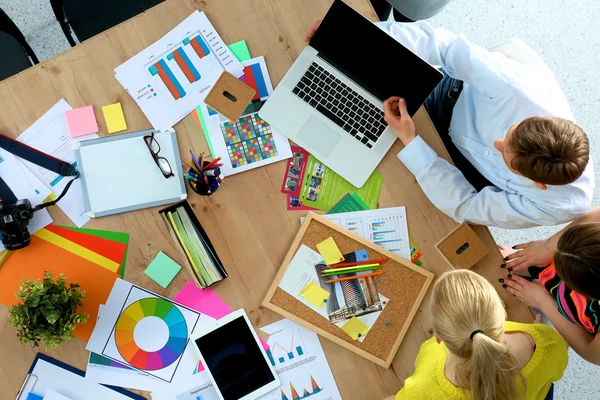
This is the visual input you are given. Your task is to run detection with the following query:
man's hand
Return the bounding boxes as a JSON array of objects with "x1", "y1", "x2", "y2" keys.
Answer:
[
  {"x1": 383, "y1": 97, "x2": 416, "y2": 146},
  {"x1": 305, "y1": 20, "x2": 321, "y2": 42},
  {"x1": 503, "y1": 275, "x2": 555, "y2": 311},
  {"x1": 505, "y1": 239, "x2": 554, "y2": 272}
]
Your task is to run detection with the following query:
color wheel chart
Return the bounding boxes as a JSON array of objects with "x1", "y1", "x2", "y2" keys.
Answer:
[
  {"x1": 114, "y1": 297, "x2": 188, "y2": 372},
  {"x1": 147, "y1": 31, "x2": 212, "y2": 103},
  {"x1": 367, "y1": 215, "x2": 406, "y2": 253}
]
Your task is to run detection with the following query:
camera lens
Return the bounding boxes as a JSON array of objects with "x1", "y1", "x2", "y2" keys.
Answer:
[{"x1": 19, "y1": 210, "x2": 31, "y2": 220}]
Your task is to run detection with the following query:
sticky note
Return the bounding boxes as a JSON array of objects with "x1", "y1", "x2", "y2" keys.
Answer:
[
  {"x1": 65, "y1": 106, "x2": 98, "y2": 137},
  {"x1": 316, "y1": 237, "x2": 344, "y2": 265},
  {"x1": 300, "y1": 281, "x2": 330, "y2": 308},
  {"x1": 102, "y1": 103, "x2": 127, "y2": 133},
  {"x1": 144, "y1": 251, "x2": 182, "y2": 288},
  {"x1": 229, "y1": 40, "x2": 252, "y2": 62},
  {"x1": 341, "y1": 317, "x2": 370, "y2": 340}
]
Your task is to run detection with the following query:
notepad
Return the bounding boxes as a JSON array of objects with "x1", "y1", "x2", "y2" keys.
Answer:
[
  {"x1": 66, "y1": 106, "x2": 98, "y2": 137},
  {"x1": 341, "y1": 317, "x2": 370, "y2": 340},
  {"x1": 316, "y1": 237, "x2": 344, "y2": 265},
  {"x1": 102, "y1": 103, "x2": 127, "y2": 134},
  {"x1": 144, "y1": 251, "x2": 182, "y2": 288},
  {"x1": 300, "y1": 281, "x2": 330, "y2": 308}
]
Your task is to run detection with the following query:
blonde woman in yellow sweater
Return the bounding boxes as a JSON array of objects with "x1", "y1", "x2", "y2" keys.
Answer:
[{"x1": 385, "y1": 270, "x2": 568, "y2": 400}]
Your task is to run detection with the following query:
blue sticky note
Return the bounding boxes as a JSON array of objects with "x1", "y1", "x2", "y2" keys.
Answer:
[
  {"x1": 26, "y1": 394, "x2": 43, "y2": 400},
  {"x1": 144, "y1": 251, "x2": 182, "y2": 288}
]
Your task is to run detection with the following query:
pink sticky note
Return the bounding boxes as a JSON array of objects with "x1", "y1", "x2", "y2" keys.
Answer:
[
  {"x1": 65, "y1": 106, "x2": 98, "y2": 137},
  {"x1": 174, "y1": 281, "x2": 270, "y2": 351}
]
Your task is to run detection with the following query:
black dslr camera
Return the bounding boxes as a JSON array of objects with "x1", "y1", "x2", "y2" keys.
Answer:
[{"x1": 0, "y1": 199, "x2": 35, "y2": 250}]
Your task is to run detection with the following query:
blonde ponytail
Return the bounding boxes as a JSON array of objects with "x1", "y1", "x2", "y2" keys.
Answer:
[{"x1": 431, "y1": 270, "x2": 524, "y2": 400}]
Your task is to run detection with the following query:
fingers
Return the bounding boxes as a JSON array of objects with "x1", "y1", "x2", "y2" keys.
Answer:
[
  {"x1": 305, "y1": 20, "x2": 321, "y2": 42},
  {"x1": 512, "y1": 241, "x2": 530, "y2": 250},
  {"x1": 505, "y1": 249, "x2": 523, "y2": 261},
  {"x1": 498, "y1": 244, "x2": 508, "y2": 250},
  {"x1": 504, "y1": 278, "x2": 523, "y2": 291},
  {"x1": 383, "y1": 97, "x2": 400, "y2": 120},
  {"x1": 510, "y1": 275, "x2": 530, "y2": 285},
  {"x1": 397, "y1": 98, "x2": 409, "y2": 116}
]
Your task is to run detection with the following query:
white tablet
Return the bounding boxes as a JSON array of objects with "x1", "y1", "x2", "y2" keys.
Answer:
[{"x1": 190, "y1": 309, "x2": 280, "y2": 400}]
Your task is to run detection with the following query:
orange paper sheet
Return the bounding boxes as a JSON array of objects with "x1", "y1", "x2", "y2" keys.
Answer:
[{"x1": 0, "y1": 236, "x2": 119, "y2": 340}]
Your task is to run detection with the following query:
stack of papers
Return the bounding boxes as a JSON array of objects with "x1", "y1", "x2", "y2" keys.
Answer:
[{"x1": 114, "y1": 11, "x2": 244, "y2": 132}]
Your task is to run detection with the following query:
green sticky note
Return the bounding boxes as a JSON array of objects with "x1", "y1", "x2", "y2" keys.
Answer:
[
  {"x1": 144, "y1": 251, "x2": 182, "y2": 288},
  {"x1": 194, "y1": 40, "x2": 252, "y2": 156},
  {"x1": 59, "y1": 226, "x2": 130, "y2": 278},
  {"x1": 327, "y1": 193, "x2": 369, "y2": 214},
  {"x1": 229, "y1": 40, "x2": 252, "y2": 62}
]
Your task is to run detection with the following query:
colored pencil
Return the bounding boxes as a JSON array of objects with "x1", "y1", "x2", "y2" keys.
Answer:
[
  {"x1": 200, "y1": 152, "x2": 205, "y2": 171},
  {"x1": 321, "y1": 263, "x2": 380, "y2": 274},
  {"x1": 321, "y1": 266, "x2": 380, "y2": 276},
  {"x1": 203, "y1": 157, "x2": 222, "y2": 170},
  {"x1": 328, "y1": 258, "x2": 388, "y2": 268},
  {"x1": 326, "y1": 271, "x2": 384, "y2": 283},
  {"x1": 189, "y1": 161, "x2": 201, "y2": 175}
]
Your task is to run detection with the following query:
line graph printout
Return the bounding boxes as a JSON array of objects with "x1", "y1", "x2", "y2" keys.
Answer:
[
  {"x1": 313, "y1": 207, "x2": 410, "y2": 261},
  {"x1": 114, "y1": 11, "x2": 244, "y2": 131}
]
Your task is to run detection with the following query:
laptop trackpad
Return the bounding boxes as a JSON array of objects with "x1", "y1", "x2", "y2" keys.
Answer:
[{"x1": 297, "y1": 117, "x2": 341, "y2": 158}]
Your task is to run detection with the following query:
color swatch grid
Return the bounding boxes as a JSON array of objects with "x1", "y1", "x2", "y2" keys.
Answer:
[
  {"x1": 114, "y1": 297, "x2": 188, "y2": 371},
  {"x1": 221, "y1": 113, "x2": 278, "y2": 168}
]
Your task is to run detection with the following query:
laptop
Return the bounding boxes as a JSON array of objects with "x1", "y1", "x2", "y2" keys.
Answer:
[{"x1": 259, "y1": 0, "x2": 443, "y2": 187}]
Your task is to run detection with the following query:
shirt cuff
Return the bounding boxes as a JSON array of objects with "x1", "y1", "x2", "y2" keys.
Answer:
[{"x1": 397, "y1": 136, "x2": 438, "y2": 176}]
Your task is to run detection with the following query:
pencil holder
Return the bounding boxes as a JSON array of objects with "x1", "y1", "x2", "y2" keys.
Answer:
[{"x1": 187, "y1": 162, "x2": 221, "y2": 196}]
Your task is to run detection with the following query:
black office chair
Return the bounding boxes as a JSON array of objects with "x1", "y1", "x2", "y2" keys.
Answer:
[
  {"x1": 50, "y1": 0, "x2": 166, "y2": 46},
  {"x1": 0, "y1": 8, "x2": 39, "y2": 80}
]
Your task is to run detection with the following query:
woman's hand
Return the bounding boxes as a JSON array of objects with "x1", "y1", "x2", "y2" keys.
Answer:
[
  {"x1": 305, "y1": 20, "x2": 321, "y2": 42},
  {"x1": 503, "y1": 275, "x2": 555, "y2": 311},
  {"x1": 504, "y1": 239, "x2": 554, "y2": 272}
]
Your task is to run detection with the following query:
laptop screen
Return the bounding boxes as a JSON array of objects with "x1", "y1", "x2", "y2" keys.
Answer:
[{"x1": 309, "y1": 0, "x2": 442, "y2": 116}]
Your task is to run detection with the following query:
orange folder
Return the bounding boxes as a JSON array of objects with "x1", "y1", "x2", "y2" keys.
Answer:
[{"x1": 0, "y1": 236, "x2": 119, "y2": 341}]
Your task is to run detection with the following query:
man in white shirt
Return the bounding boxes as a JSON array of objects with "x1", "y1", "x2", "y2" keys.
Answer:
[{"x1": 379, "y1": 21, "x2": 594, "y2": 229}]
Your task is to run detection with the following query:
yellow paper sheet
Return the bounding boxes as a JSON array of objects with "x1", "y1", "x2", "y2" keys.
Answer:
[
  {"x1": 102, "y1": 103, "x2": 127, "y2": 134},
  {"x1": 300, "y1": 281, "x2": 330, "y2": 309},
  {"x1": 34, "y1": 228, "x2": 120, "y2": 273},
  {"x1": 341, "y1": 317, "x2": 370, "y2": 340},
  {"x1": 316, "y1": 237, "x2": 344, "y2": 265}
]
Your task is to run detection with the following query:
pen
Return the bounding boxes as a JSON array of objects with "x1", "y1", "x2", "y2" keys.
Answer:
[
  {"x1": 328, "y1": 258, "x2": 388, "y2": 268},
  {"x1": 326, "y1": 271, "x2": 384, "y2": 283}
]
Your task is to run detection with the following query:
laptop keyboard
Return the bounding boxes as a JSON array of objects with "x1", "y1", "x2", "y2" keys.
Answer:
[{"x1": 292, "y1": 62, "x2": 387, "y2": 149}]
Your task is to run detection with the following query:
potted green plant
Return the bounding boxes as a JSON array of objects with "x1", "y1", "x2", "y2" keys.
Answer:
[{"x1": 8, "y1": 271, "x2": 89, "y2": 349}]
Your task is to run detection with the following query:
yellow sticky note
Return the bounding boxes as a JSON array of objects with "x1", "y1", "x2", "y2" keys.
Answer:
[
  {"x1": 102, "y1": 103, "x2": 127, "y2": 134},
  {"x1": 300, "y1": 281, "x2": 330, "y2": 309},
  {"x1": 316, "y1": 237, "x2": 344, "y2": 265},
  {"x1": 341, "y1": 317, "x2": 370, "y2": 340}
]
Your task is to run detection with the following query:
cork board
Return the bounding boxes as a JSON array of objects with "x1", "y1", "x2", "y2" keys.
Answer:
[
  {"x1": 435, "y1": 222, "x2": 489, "y2": 270},
  {"x1": 262, "y1": 212, "x2": 434, "y2": 368}
]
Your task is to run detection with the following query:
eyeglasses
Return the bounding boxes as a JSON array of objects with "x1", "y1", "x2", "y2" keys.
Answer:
[{"x1": 143, "y1": 132, "x2": 174, "y2": 178}]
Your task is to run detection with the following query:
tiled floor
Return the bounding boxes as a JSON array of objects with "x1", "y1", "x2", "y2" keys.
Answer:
[{"x1": 2, "y1": 0, "x2": 598, "y2": 396}]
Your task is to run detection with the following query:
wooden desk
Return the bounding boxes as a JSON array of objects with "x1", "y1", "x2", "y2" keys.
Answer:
[{"x1": 0, "y1": 1, "x2": 532, "y2": 399}]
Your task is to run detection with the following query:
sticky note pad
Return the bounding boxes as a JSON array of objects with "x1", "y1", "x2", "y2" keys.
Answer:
[
  {"x1": 316, "y1": 237, "x2": 344, "y2": 265},
  {"x1": 65, "y1": 106, "x2": 98, "y2": 138},
  {"x1": 300, "y1": 281, "x2": 330, "y2": 309},
  {"x1": 341, "y1": 317, "x2": 370, "y2": 340},
  {"x1": 144, "y1": 251, "x2": 182, "y2": 288},
  {"x1": 102, "y1": 103, "x2": 127, "y2": 134}
]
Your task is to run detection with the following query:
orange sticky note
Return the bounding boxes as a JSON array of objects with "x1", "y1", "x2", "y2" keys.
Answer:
[
  {"x1": 341, "y1": 317, "x2": 370, "y2": 340},
  {"x1": 316, "y1": 237, "x2": 344, "y2": 265},
  {"x1": 300, "y1": 281, "x2": 330, "y2": 309}
]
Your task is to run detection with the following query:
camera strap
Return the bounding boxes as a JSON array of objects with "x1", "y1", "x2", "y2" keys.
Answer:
[{"x1": 0, "y1": 132, "x2": 79, "y2": 207}]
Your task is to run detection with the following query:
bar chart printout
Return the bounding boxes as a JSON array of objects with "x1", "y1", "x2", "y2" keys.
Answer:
[
  {"x1": 367, "y1": 214, "x2": 406, "y2": 253},
  {"x1": 266, "y1": 332, "x2": 306, "y2": 367}
]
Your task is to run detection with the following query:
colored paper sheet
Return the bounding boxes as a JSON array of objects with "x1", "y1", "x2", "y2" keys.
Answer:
[
  {"x1": 45, "y1": 225, "x2": 127, "y2": 265},
  {"x1": 341, "y1": 316, "x2": 370, "y2": 340},
  {"x1": 195, "y1": 40, "x2": 252, "y2": 156},
  {"x1": 33, "y1": 228, "x2": 120, "y2": 273},
  {"x1": 65, "y1": 106, "x2": 99, "y2": 138},
  {"x1": 328, "y1": 193, "x2": 370, "y2": 214},
  {"x1": 102, "y1": 103, "x2": 127, "y2": 134},
  {"x1": 300, "y1": 281, "x2": 329, "y2": 309},
  {"x1": 60, "y1": 226, "x2": 130, "y2": 277},
  {"x1": 145, "y1": 251, "x2": 182, "y2": 288},
  {"x1": 173, "y1": 281, "x2": 269, "y2": 351},
  {"x1": 0, "y1": 236, "x2": 119, "y2": 340},
  {"x1": 316, "y1": 237, "x2": 344, "y2": 265}
]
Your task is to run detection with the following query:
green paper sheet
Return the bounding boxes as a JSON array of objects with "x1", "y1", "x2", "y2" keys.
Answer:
[
  {"x1": 298, "y1": 154, "x2": 383, "y2": 211},
  {"x1": 196, "y1": 40, "x2": 253, "y2": 156},
  {"x1": 328, "y1": 193, "x2": 370, "y2": 214},
  {"x1": 60, "y1": 226, "x2": 130, "y2": 278},
  {"x1": 144, "y1": 251, "x2": 182, "y2": 288}
]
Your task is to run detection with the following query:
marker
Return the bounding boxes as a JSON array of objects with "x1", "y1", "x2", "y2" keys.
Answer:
[
  {"x1": 204, "y1": 169, "x2": 221, "y2": 177},
  {"x1": 325, "y1": 271, "x2": 384, "y2": 283}
]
